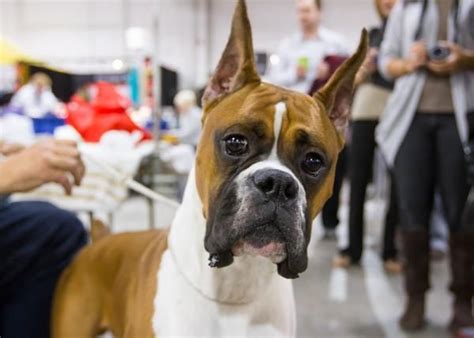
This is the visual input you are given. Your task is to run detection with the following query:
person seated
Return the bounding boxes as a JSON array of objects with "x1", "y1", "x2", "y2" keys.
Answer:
[
  {"x1": 11, "y1": 72, "x2": 60, "y2": 118},
  {"x1": 0, "y1": 139, "x2": 88, "y2": 338},
  {"x1": 162, "y1": 90, "x2": 202, "y2": 147}
]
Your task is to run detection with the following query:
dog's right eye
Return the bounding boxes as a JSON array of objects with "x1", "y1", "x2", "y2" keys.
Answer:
[
  {"x1": 302, "y1": 152, "x2": 325, "y2": 177},
  {"x1": 224, "y1": 134, "x2": 249, "y2": 157}
]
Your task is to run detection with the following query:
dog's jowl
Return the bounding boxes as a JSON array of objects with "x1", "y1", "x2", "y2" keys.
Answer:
[{"x1": 52, "y1": 0, "x2": 367, "y2": 337}]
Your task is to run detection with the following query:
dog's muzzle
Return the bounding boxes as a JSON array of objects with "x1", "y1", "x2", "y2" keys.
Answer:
[{"x1": 205, "y1": 168, "x2": 308, "y2": 279}]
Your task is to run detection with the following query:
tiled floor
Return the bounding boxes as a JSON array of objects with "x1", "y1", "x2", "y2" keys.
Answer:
[{"x1": 102, "y1": 193, "x2": 454, "y2": 338}]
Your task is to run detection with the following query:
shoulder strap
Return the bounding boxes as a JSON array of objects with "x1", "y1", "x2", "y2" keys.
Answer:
[
  {"x1": 412, "y1": 0, "x2": 460, "y2": 41},
  {"x1": 453, "y1": 0, "x2": 460, "y2": 43},
  {"x1": 414, "y1": 0, "x2": 430, "y2": 40}
]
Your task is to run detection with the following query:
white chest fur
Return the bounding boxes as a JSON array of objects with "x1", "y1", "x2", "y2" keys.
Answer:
[
  {"x1": 152, "y1": 169, "x2": 296, "y2": 338},
  {"x1": 153, "y1": 251, "x2": 295, "y2": 338}
]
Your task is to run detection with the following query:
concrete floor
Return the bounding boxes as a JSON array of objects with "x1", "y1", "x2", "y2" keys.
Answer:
[{"x1": 100, "y1": 193, "x2": 454, "y2": 338}]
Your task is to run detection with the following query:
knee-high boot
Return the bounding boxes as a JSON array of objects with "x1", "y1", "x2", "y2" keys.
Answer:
[
  {"x1": 399, "y1": 228, "x2": 430, "y2": 332},
  {"x1": 448, "y1": 231, "x2": 474, "y2": 333}
]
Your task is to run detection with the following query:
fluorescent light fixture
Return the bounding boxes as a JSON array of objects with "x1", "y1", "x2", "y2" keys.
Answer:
[{"x1": 269, "y1": 54, "x2": 281, "y2": 66}]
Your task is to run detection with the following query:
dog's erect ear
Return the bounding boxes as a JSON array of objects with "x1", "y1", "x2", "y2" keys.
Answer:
[
  {"x1": 314, "y1": 29, "x2": 369, "y2": 134},
  {"x1": 202, "y1": 0, "x2": 261, "y2": 109}
]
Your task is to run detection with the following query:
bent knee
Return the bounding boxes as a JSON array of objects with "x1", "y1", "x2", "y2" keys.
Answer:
[{"x1": 33, "y1": 203, "x2": 89, "y2": 255}]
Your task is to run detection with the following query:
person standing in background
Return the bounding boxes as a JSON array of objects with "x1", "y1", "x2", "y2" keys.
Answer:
[
  {"x1": 269, "y1": 0, "x2": 349, "y2": 93},
  {"x1": 377, "y1": 0, "x2": 474, "y2": 333},
  {"x1": 307, "y1": 54, "x2": 349, "y2": 240},
  {"x1": 270, "y1": 0, "x2": 349, "y2": 238},
  {"x1": 333, "y1": 0, "x2": 401, "y2": 272}
]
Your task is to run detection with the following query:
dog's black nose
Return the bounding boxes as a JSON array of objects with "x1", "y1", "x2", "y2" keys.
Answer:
[{"x1": 253, "y1": 169, "x2": 299, "y2": 201}]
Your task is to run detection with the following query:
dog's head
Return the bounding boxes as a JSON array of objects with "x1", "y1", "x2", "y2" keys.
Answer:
[{"x1": 196, "y1": 0, "x2": 367, "y2": 279}]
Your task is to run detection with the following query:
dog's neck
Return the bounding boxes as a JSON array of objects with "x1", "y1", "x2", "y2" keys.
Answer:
[{"x1": 168, "y1": 166, "x2": 279, "y2": 304}]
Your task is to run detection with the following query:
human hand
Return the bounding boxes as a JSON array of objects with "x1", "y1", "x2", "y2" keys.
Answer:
[
  {"x1": 356, "y1": 48, "x2": 378, "y2": 83},
  {"x1": 296, "y1": 65, "x2": 307, "y2": 80},
  {"x1": 405, "y1": 41, "x2": 428, "y2": 73},
  {"x1": 427, "y1": 42, "x2": 465, "y2": 75},
  {"x1": 364, "y1": 48, "x2": 379, "y2": 74},
  {"x1": 0, "y1": 139, "x2": 85, "y2": 195},
  {"x1": 316, "y1": 62, "x2": 331, "y2": 80}
]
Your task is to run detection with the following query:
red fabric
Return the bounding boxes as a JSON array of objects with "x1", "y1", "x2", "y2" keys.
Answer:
[
  {"x1": 308, "y1": 55, "x2": 349, "y2": 95},
  {"x1": 66, "y1": 82, "x2": 151, "y2": 142},
  {"x1": 92, "y1": 82, "x2": 131, "y2": 115}
]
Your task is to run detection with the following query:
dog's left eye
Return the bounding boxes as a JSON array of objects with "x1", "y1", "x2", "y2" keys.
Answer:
[
  {"x1": 224, "y1": 134, "x2": 249, "y2": 157},
  {"x1": 302, "y1": 152, "x2": 325, "y2": 176}
]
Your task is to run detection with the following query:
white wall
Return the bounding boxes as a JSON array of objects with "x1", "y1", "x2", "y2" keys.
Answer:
[
  {"x1": 209, "y1": 0, "x2": 380, "y2": 73},
  {"x1": 0, "y1": 0, "x2": 199, "y2": 87},
  {"x1": 0, "y1": 0, "x2": 379, "y2": 89}
]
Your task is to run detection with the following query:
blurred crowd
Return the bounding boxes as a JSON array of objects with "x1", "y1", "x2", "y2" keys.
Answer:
[{"x1": 268, "y1": 0, "x2": 474, "y2": 335}]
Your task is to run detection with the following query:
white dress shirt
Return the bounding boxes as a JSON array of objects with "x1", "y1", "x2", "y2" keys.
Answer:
[
  {"x1": 269, "y1": 27, "x2": 349, "y2": 93},
  {"x1": 11, "y1": 84, "x2": 59, "y2": 118}
]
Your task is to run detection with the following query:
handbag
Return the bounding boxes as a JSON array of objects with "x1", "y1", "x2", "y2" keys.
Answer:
[{"x1": 351, "y1": 83, "x2": 391, "y2": 121}]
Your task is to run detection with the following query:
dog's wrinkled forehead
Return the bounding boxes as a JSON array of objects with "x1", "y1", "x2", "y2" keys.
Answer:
[
  {"x1": 193, "y1": 0, "x2": 367, "y2": 279},
  {"x1": 195, "y1": 0, "x2": 368, "y2": 219},
  {"x1": 195, "y1": 83, "x2": 341, "y2": 218}
]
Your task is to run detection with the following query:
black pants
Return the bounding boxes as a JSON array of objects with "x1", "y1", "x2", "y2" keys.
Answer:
[
  {"x1": 0, "y1": 201, "x2": 87, "y2": 338},
  {"x1": 341, "y1": 120, "x2": 398, "y2": 262},
  {"x1": 394, "y1": 113, "x2": 470, "y2": 234},
  {"x1": 322, "y1": 147, "x2": 347, "y2": 229}
]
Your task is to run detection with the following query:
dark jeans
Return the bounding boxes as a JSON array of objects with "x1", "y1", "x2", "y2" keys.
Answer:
[
  {"x1": 394, "y1": 113, "x2": 470, "y2": 234},
  {"x1": 322, "y1": 147, "x2": 347, "y2": 230},
  {"x1": 0, "y1": 201, "x2": 87, "y2": 338},
  {"x1": 341, "y1": 120, "x2": 398, "y2": 262}
]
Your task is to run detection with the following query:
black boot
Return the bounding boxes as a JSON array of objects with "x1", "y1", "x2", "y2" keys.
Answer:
[
  {"x1": 399, "y1": 229, "x2": 430, "y2": 332},
  {"x1": 448, "y1": 231, "x2": 474, "y2": 334}
]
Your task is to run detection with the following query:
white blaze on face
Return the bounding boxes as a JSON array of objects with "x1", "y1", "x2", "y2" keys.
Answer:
[
  {"x1": 269, "y1": 101, "x2": 286, "y2": 160},
  {"x1": 236, "y1": 102, "x2": 306, "y2": 195},
  {"x1": 232, "y1": 102, "x2": 307, "y2": 259},
  {"x1": 236, "y1": 102, "x2": 294, "y2": 182}
]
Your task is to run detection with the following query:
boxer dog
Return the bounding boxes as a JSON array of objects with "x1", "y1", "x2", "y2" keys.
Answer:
[{"x1": 52, "y1": 1, "x2": 367, "y2": 336}]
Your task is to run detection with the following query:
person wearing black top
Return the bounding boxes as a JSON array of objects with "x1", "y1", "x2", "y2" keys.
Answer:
[{"x1": 333, "y1": 0, "x2": 400, "y2": 272}]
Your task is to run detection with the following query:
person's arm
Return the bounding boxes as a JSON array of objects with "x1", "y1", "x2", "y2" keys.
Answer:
[
  {"x1": 378, "y1": 2, "x2": 427, "y2": 80},
  {"x1": 315, "y1": 32, "x2": 351, "y2": 82},
  {"x1": 333, "y1": 34, "x2": 351, "y2": 57},
  {"x1": 0, "y1": 139, "x2": 85, "y2": 195},
  {"x1": 427, "y1": 43, "x2": 474, "y2": 75},
  {"x1": 9, "y1": 86, "x2": 26, "y2": 109},
  {"x1": 43, "y1": 89, "x2": 60, "y2": 113},
  {"x1": 355, "y1": 48, "x2": 379, "y2": 85},
  {"x1": 460, "y1": 49, "x2": 474, "y2": 70},
  {"x1": 385, "y1": 41, "x2": 428, "y2": 78}
]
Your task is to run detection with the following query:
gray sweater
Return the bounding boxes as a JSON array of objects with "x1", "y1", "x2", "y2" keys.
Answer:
[{"x1": 376, "y1": 0, "x2": 474, "y2": 166}]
